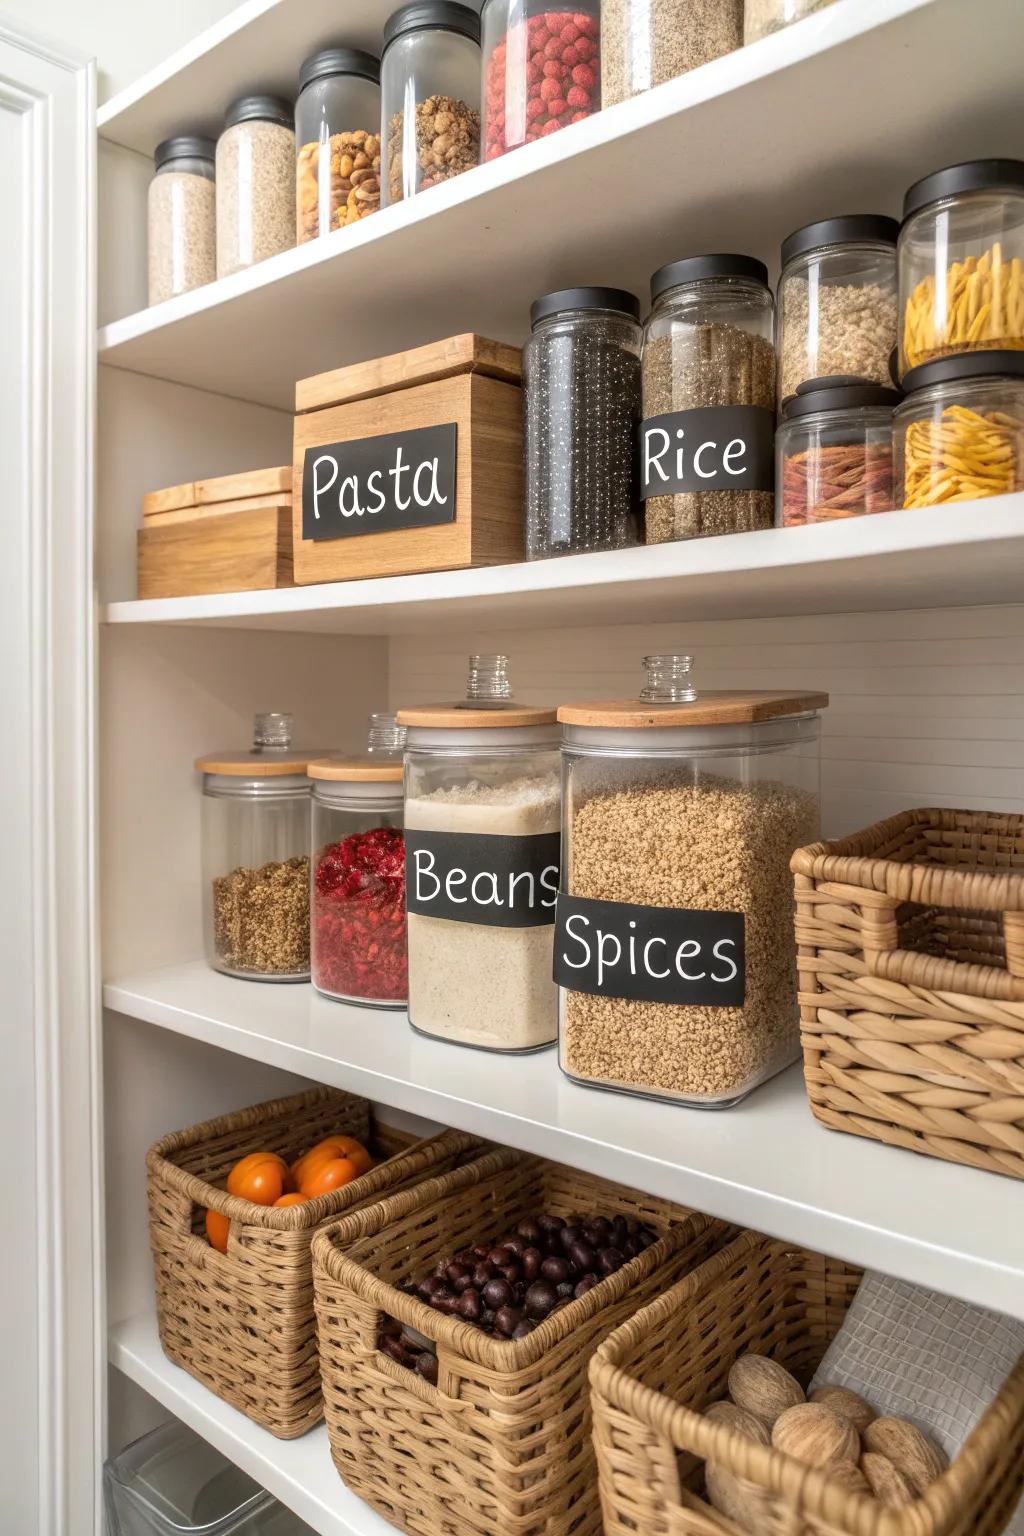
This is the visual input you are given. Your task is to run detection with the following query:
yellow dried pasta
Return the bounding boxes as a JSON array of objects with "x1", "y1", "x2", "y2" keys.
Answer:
[
  {"x1": 902, "y1": 243, "x2": 1024, "y2": 370},
  {"x1": 902, "y1": 402, "x2": 1024, "y2": 507}
]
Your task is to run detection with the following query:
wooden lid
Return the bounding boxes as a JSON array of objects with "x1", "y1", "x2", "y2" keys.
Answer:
[
  {"x1": 144, "y1": 465, "x2": 291, "y2": 517},
  {"x1": 296, "y1": 334, "x2": 522, "y2": 414},
  {"x1": 307, "y1": 756, "x2": 403, "y2": 782},
  {"x1": 557, "y1": 690, "x2": 829, "y2": 728},
  {"x1": 194, "y1": 751, "x2": 316, "y2": 775},
  {"x1": 397, "y1": 704, "x2": 557, "y2": 729}
]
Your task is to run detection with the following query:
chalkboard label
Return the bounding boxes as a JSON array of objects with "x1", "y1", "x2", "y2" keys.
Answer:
[
  {"x1": 405, "y1": 830, "x2": 560, "y2": 928},
  {"x1": 302, "y1": 423, "x2": 457, "y2": 542},
  {"x1": 639, "y1": 405, "x2": 774, "y2": 499},
  {"x1": 553, "y1": 892, "x2": 745, "y2": 1005}
]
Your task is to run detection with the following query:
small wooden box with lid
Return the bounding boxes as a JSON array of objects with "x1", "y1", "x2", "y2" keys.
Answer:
[{"x1": 292, "y1": 333, "x2": 524, "y2": 584}]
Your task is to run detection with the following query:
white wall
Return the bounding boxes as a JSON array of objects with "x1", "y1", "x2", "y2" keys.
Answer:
[{"x1": 11, "y1": 0, "x2": 245, "y2": 101}]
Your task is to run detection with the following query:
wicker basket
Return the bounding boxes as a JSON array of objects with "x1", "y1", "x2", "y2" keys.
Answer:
[
  {"x1": 791, "y1": 808, "x2": 1024, "y2": 1180},
  {"x1": 590, "y1": 1229, "x2": 1024, "y2": 1536},
  {"x1": 147, "y1": 1086, "x2": 479, "y2": 1438},
  {"x1": 311, "y1": 1144, "x2": 727, "y2": 1536}
]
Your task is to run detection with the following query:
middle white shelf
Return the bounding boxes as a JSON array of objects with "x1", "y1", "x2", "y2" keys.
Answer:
[{"x1": 105, "y1": 960, "x2": 1024, "y2": 1322}]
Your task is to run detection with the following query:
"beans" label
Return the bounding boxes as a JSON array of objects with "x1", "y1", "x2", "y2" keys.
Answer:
[{"x1": 405, "y1": 829, "x2": 560, "y2": 928}]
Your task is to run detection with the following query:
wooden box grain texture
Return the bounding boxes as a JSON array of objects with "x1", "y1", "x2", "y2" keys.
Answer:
[
  {"x1": 292, "y1": 334, "x2": 524, "y2": 585},
  {"x1": 137, "y1": 505, "x2": 293, "y2": 599}
]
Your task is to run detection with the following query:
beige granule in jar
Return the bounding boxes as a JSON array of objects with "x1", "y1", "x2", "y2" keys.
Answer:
[
  {"x1": 213, "y1": 854, "x2": 310, "y2": 977},
  {"x1": 561, "y1": 775, "x2": 818, "y2": 1101},
  {"x1": 780, "y1": 277, "x2": 897, "y2": 401},
  {"x1": 216, "y1": 118, "x2": 295, "y2": 278},
  {"x1": 148, "y1": 170, "x2": 216, "y2": 306},
  {"x1": 602, "y1": 0, "x2": 741, "y2": 108},
  {"x1": 406, "y1": 774, "x2": 560, "y2": 1051}
]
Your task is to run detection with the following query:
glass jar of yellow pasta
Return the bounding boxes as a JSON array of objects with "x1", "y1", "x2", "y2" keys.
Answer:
[
  {"x1": 899, "y1": 159, "x2": 1024, "y2": 379},
  {"x1": 894, "y1": 354, "x2": 1024, "y2": 509}
]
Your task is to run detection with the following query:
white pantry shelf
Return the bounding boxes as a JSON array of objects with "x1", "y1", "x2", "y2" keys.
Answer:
[
  {"x1": 110, "y1": 1313, "x2": 399, "y2": 1536},
  {"x1": 104, "y1": 961, "x2": 1024, "y2": 1321},
  {"x1": 101, "y1": 498, "x2": 1024, "y2": 634},
  {"x1": 97, "y1": 0, "x2": 1024, "y2": 409}
]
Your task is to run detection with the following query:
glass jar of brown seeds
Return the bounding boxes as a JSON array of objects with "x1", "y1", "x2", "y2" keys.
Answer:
[{"x1": 381, "y1": 2, "x2": 481, "y2": 206}]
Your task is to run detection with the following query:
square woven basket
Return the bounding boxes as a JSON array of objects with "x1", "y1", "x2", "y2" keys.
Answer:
[
  {"x1": 791, "y1": 808, "x2": 1024, "y2": 1179},
  {"x1": 310, "y1": 1143, "x2": 728, "y2": 1536},
  {"x1": 146, "y1": 1085, "x2": 479, "y2": 1438},
  {"x1": 590, "y1": 1228, "x2": 1024, "y2": 1536}
]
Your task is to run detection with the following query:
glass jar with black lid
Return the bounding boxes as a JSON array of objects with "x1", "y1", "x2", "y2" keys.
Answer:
[
  {"x1": 381, "y1": 2, "x2": 481, "y2": 206},
  {"x1": 524, "y1": 287, "x2": 642, "y2": 559},
  {"x1": 148, "y1": 135, "x2": 216, "y2": 306},
  {"x1": 777, "y1": 377, "x2": 900, "y2": 526},
  {"x1": 895, "y1": 352, "x2": 1024, "y2": 509},
  {"x1": 295, "y1": 48, "x2": 381, "y2": 241},
  {"x1": 216, "y1": 95, "x2": 295, "y2": 278},
  {"x1": 641, "y1": 254, "x2": 776, "y2": 542}
]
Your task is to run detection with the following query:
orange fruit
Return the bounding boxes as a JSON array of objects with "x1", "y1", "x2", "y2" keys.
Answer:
[
  {"x1": 294, "y1": 1135, "x2": 371, "y2": 1185},
  {"x1": 274, "y1": 1192, "x2": 309, "y2": 1208},
  {"x1": 205, "y1": 1209, "x2": 230, "y2": 1253},
  {"x1": 300, "y1": 1157, "x2": 358, "y2": 1198},
  {"x1": 227, "y1": 1151, "x2": 287, "y2": 1206}
]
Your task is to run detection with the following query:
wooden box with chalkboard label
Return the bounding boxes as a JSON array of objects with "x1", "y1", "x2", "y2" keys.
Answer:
[
  {"x1": 137, "y1": 466, "x2": 293, "y2": 599},
  {"x1": 292, "y1": 334, "x2": 523, "y2": 584}
]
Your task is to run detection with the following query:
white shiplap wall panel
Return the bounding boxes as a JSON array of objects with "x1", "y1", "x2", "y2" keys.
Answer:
[{"x1": 389, "y1": 604, "x2": 1024, "y2": 839}]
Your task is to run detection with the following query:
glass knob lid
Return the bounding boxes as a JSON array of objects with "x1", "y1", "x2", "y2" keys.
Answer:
[
  {"x1": 466, "y1": 654, "x2": 512, "y2": 701},
  {"x1": 367, "y1": 712, "x2": 407, "y2": 756},
  {"x1": 253, "y1": 712, "x2": 293, "y2": 749},
  {"x1": 639, "y1": 654, "x2": 698, "y2": 703}
]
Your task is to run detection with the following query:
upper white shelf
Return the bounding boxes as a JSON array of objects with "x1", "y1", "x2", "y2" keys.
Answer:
[
  {"x1": 105, "y1": 961, "x2": 1024, "y2": 1322},
  {"x1": 97, "y1": 0, "x2": 1024, "y2": 410},
  {"x1": 102, "y1": 498, "x2": 1024, "y2": 634}
]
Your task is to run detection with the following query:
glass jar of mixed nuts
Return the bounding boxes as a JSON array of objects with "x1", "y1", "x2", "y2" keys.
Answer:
[
  {"x1": 381, "y1": 1, "x2": 481, "y2": 206},
  {"x1": 895, "y1": 353, "x2": 1024, "y2": 509},
  {"x1": 148, "y1": 135, "x2": 216, "y2": 306},
  {"x1": 197, "y1": 714, "x2": 318, "y2": 982},
  {"x1": 777, "y1": 379, "x2": 900, "y2": 526},
  {"x1": 641, "y1": 255, "x2": 777, "y2": 542},
  {"x1": 556, "y1": 656, "x2": 826, "y2": 1106},
  {"x1": 295, "y1": 48, "x2": 382, "y2": 242}
]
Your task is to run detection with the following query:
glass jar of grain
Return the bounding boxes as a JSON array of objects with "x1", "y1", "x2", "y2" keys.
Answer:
[
  {"x1": 148, "y1": 135, "x2": 216, "y2": 306},
  {"x1": 602, "y1": 0, "x2": 741, "y2": 108},
  {"x1": 556, "y1": 655, "x2": 825, "y2": 1106},
  {"x1": 640, "y1": 254, "x2": 776, "y2": 541},
  {"x1": 398, "y1": 655, "x2": 561, "y2": 1052},
  {"x1": 744, "y1": 0, "x2": 837, "y2": 44},
  {"x1": 197, "y1": 714, "x2": 317, "y2": 983},
  {"x1": 295, "y1": 48, "x2": 382, "y2": 241},
  {"x1": 381, "y1": 1, "x2": 481, "y2": 207},
  {"x1": 216, "y1": 94, "x2": 295, "y2": 279}
]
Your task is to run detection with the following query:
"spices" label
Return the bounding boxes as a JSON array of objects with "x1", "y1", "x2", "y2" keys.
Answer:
[
  {"x1": 639, "y1": 405, "x2": 774, "y2": 499},
  {"x1": 302, "y1": 423, "x2": 457, "y2": 541},
  {"x1": 553, "y1": 892, "x2": 745, "y2": 1005},
  {"x1": 404, "y1": 829, "x2": 560, "y2": 928}
]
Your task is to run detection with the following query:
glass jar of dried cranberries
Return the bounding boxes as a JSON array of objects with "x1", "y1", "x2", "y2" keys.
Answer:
[
  {"x1": 308, "y1": 715, "x2": 408, "y2": 1009},
  {"x1": 480, "y1": 0, "x2": 600, "y2": 161}
]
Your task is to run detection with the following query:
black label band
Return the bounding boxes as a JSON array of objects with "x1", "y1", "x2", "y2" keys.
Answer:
[
  {"x1": 302, "y1": 423, "x2": 458, "y2": 542},
  {"x1": 553, "y1": 892, "x2": 745, "y2": 1005},
  {"x1": 639, "y1": 405, "x2": 774, "y2": 498},
  {"x1": 405, "y1": 830, "x2": 560, "y2": 928}
]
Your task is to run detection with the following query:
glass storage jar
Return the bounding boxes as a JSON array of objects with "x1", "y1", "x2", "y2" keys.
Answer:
[
  {"x1": 641, "y1": 254, "x2": 776, "y2": 542},
  {"x1": 309, "y1": 715, "x2": 408, "y2": 1008},
  {"x1": 481, "y1": 0, "x2": 600, "y2": 161},
  {"x1": 556, "y1": 655, "x2": 825, "y2": 1107},
  {"x1": 602, "y1": 0, "x2": 740, "y2": 109},
  {"x1": 778, "y1": 215, "x2": 899, "y2": 402},
  {"x1": 197, "y1": 713, "x2": 315, "y2": 982},
  {"x1": 777, "y1": 378, "x2": 900, "y2": 526},
  {"x1": 744, "y1": 0, "x2": 837, "y2": 45},
  {"x1": 895, "y1": 353, "x2": 1024, "y2": 509},
  {"x1": 295, "y1": 48, "x2": 381, "y2": 241},
  {"x1": 147, "y1": 135, "x2": 216, "y2": 306},
  {"x1": 216, "y1": 95, "x2": 295, "y2": 279},
  {"x1": 524, "y1": 287, "x2": 642, "y2": 558},
  {"x1": 398, "y1": 655, "x2": 560, "y2": 1052},
  {"x1": 899, "y1": 159, "x2": 1024, "y2": 378},
  {"x1": 381, "y1": 2, "x2": 481, "y2": 206}
]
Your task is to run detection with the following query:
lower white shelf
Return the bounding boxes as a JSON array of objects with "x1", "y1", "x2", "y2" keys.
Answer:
[
  {"x1": 110, "y1": 1313, "x2": 398, "y2": 1536},
  {"x1": 104, "y1": 962, "x2": 1024, "y2": 1320}
]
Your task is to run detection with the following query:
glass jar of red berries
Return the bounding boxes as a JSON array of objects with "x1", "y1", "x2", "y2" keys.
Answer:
[
  {"x1": 308, "y1": 715, "x2": 408, "y2": 1009},
  {"x1": 480, "y1": 0, "x2": 600, "y2": 160}
]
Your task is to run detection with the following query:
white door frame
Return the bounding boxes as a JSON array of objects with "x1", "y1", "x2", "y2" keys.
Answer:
[{"x1": 0, "y1": 16, "x2": 100, "y2": 1535}]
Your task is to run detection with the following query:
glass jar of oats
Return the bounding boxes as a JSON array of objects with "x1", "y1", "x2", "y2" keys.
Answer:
[
  {"x1": 398, "y1": 655, "x2": 560, "y2": 1053},
  {"x1": 556, "y1": 656, "x2": 825, "y2": 1107},
  {"x1": 148, "y1": 135, "x2": 216, "y2": 306},
  {"x1": 295, "y1": 48, "x2": 381, "y2": 242},
  {"x1": 216, "y1": 94, "x2": 295, "y2": 278}
]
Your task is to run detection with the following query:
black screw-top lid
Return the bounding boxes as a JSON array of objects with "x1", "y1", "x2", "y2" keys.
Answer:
[
  {"x1": 903, "y1": 159, "x2": 1024, "y2": 221},
  {"x1": 530, "y1": 286, "x2": 640, "y2": 327},
  {"x1": 650, "y1": 254, "x2": 769, "y2": 302},
  {"x1": 298, "y1": 47, "x2": 381, "y2": 93},
  {"x1": 224, "y1": 94, "x2": 294, "y2": 131},
  {"x1": 900, "y1": 350, "x2": 1024, "y2": 394},
  {"x1": 783, "y1": 379, "x2": 902, "y2": 419},
  {"x1": 383, "y1": 1, "x2": 481, "y2": 51},
  {"x1": 154, "y1": 135, "x2": 216, "y2": 170},
  {"x1": 781, "y1": 215, "x2": 899, "y2": 268}
]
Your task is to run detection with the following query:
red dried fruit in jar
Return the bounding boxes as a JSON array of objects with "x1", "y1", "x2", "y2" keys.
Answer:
[
  {"x1": 312, "y1": 825, "x2": 408, "y2": 1003},
  {"x1": 481, "y1": 0, "x2": 601, "y2": 158}
]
